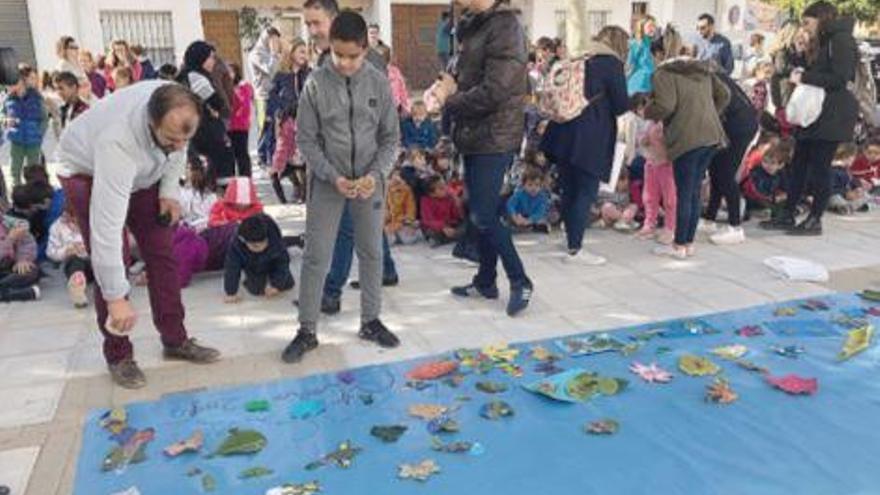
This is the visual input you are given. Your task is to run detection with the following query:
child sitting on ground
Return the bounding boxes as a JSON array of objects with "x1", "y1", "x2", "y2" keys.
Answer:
[
  {"x1": 180, "y1": 160, "x2": 218, "y2": 232},
  {"x1": 0, "y1": 213, "x2": 40, "y2": 303},
  {"x1": 401, "y1": 100, "x2": 438, "y2": 150},
  {"x1": 594, "y1": 170, "x2": 639, "y2": 232},
  {"x1": 400, "y1": 147, "x2": 434, "y2": 199},
  {"x1": 828, "y1": 143, "x2": 870, "y2": 215},
  {"x1": 208, "y1": 177, "x2": 264, "y2": 228},
  {"x1": 223, "y1": 214, "x2": 294, "y2": 302},
  {"x1": 852, "y1": 134, "x2": 880, "y2": 192},
  {"x1": 741, "y1": 138, "x2": 792, "y2": 215},
  {"x1": 420, "y1": 175, "x2": 464, "y2": 247},
  {"x1": 506, "y1": 167, "x2": 551, "y2": 233},
  {"x1": 631, "y1": 93, "x2": 676, "y2": 244},
  {"x1": 47, "y1": 200, "x2": 91, "y2": 308},
  {"x1": 385, "y1": 168, "x2": 421, "y2": 245}
]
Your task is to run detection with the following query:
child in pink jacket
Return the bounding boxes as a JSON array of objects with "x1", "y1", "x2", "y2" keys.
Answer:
[{"x1": 632, "y1": 94, "x2": 676, "y2": 245}]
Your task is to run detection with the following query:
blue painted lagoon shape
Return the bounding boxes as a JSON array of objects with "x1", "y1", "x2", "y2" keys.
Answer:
[{"x1": 76, "y1": 293, "x2": 880, "y2": 495}]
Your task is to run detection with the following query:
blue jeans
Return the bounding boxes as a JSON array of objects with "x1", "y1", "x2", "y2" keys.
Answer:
[
  {"x1": 673, "y1": 146, "x2": 716, "y2": 246},
  {"x1": 558, "y1": 165, "x2": 601, "y2": 252},
  {"x1": 464, "y1": 153, "x2": 528, "y2": 289},
  {"x1": 323, "y1": 202, "x2": 397, "y2": 300}
]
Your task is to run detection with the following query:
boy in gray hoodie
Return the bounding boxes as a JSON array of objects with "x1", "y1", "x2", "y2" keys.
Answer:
[{"x1": 283, "y1": 10, "x2": 400, "y2": 364}]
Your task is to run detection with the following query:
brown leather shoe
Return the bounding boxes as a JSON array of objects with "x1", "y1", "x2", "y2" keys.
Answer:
[
  {"x1": 108, "y1": 359, "x2": 147, "y2": 389},
  {"x1": 163, "y1": 338, "x2": 221, "y2": 364}
]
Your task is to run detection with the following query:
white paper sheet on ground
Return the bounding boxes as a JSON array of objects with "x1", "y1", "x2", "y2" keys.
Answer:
[
  {"x1": 600, "y1": 142, "x2": 627, "y2": 194},
  {"x1": 763, "y1": 256, "x2": 829, "y2": 283}
]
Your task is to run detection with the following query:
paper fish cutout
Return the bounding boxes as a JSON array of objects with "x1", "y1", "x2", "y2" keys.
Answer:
[
  {"x1": 535, "y1": 361, "x2": 565, "y2": 376},
  {"x1": 209, "y1": 428, "x2": 267, "y2": 457},
  {"x1": 585, "y1": 419, "x2": 619, "y2": 435},
  {"x1": 678, "y1": 355, "x2": 721, "y2": 376},
  {"x1": 359, "y1": 393, "x2": 374, "y2": 405},
  {"x1": 556, "y1": 334, "x2": 638, "y2": 356},
  {"x1": 766, "y1": 374, "x2": 818, "y2": 395},
  {"x1": 99, "y1": 407, "x2": 128, "y2": 435},
  {"x1": 163, "y1": 429, "x2": 203, "y2": 457},
  {"x1": 476, "y1": 381, "x2": 509, "y2": 394},
  {"x1": 497, "y1": 362, "x2": 524, "y2": 377},
  {"x1": 771, "y1": 345, "x2": 805, "y2": 359},
  {"x1": 398, "y1": 459, "x2": 440, "y2": 482},
  {"x1": 239, "y1": 466, "x2": 273, "y2": 479},
  {"x1": 431, "y1": 437, "x2": 484, "y2": 455},
  {"x1": 483, "y1": 344, "x2": 520, "y2": 363},
  {"x1": 859, "y1": 289, "x2": 880, "y2": 302},
  {"x1": 630, "y1": 329, "x2": 664, "y2": 342},
  {"x1": 405, "y1": 380, "x2": 432, "y2": 391},
  {"x1": 838, "y1": 325, "x2": 873, "y2": 361},
  {"x1": 736, "y1": 325, "x2": 765, "y2": 338},
  {"x1": 102, "y1": 428, "x2": 155, "y2": 472},
  {"x1": 734, "y1": 359, "x2": 769, "y2": 374},
  {"x1": 479, "y1": 400, "x2": 514, "y2": 420},
  {"x1": 659, "y1": 320, "x2": 720, "y2": 339},
  {"x1": 305, "y1": 441, "x2": 362, "y2": 471},
  {"x1": 800, "y1": 299, "x2": 830, "y2": 311},
  {"x1": 427, "y1": 416, "x2": 459, "y2": 435},
  {"x1": 629, "y1": 362, "x2": 673, "y2": 383},
  {"x1": 711, "y1": 344, "x2": 748, "y2": 361},
  {"x1": 290, "y1": 400, "x2": 325, "y2": 420},
  {"x1": 866, "y1": 307, "x2": 880, "y2": 317},
  {"x1": 406, "y1": 361, "x2": 459, "y2": 381},
  {"x1": 408, "y1": 404, "x2": 448, "y2": 421},
  {"x1": 265, "y1": 481, "x2": 322, "y2": 495},
  {"x1": 370, "y1": 425, "x2": 408, "y2": 443},
  {"x1": 245, "y1": 400, "x2": 270, "y2": 412},
  {"x1": 530, "y1": 346, "x2": 560, "y2": 362},
  {"x1": 336, "y1": 371, "x2": 356, "y2": 385},
  {"x1": 705, "y1": 378, "x2": 738, "y2": 404}
]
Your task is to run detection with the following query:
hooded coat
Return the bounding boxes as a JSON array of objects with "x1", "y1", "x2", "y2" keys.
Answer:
[
  {"x1": 644, "y1": 58, "x2": 731, "y2": 162},
  {"x1": 208, "y1": 177, "x2": 264, "y2": 227},
  {"x1": 248, "y1": 29, "x2": 280, "y2": 99}
]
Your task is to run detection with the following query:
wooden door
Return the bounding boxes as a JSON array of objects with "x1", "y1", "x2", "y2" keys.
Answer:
[
  {"x1": 201, "y1": 10, "x2": 243, "y2": 67},
  {"x1": 392, "y1": 4, "x2": 449, "y2": 91}
]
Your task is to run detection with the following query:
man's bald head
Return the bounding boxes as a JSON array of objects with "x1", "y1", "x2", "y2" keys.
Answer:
[{"x1": 147, "y1": 84, "x2": 201, "y2": 153}]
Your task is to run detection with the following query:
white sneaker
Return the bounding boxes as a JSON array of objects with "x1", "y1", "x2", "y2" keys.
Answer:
[
  {"x1": 710, "y1": 226, "x2": 746, "y2": 245},
  {"x1": 613, "y1": 220, "x2": 636, "y2": 232},
  {"x1": 697, "y1": 219, "x2": 719, "y2": 234},
  {"x1": 653, "y1": 245, "x2": 688, "y2": 260},
  {"x1": 564, "y1": 249, "x2": 607, "y2": 266},
  {"x1": 68, "y1": 272, "x2": 89, "y2": 308}
]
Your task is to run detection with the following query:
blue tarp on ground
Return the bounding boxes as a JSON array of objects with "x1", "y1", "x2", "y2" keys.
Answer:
[{"x1": 74, "y1": 293, "x2": 880, "y2": 495}]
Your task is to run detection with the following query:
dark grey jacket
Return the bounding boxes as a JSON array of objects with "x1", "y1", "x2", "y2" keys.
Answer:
[
  {"x1": 446, "y1": 3, "x2": 528, "y2": 155},
  {"x1": 296, "y1": 61, "x2": 400, "y2": 184}
]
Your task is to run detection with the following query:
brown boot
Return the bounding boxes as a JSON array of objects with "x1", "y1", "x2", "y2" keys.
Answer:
[
  {"x1": 163, "y1": 338, "x2": 221, "y2": 364},
  {"x1": 108, "y1": 359, "x2": 147, "y2": 389}
]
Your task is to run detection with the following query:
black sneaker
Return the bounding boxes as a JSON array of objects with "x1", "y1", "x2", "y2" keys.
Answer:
[
  {"x1": 108, "y1": 359, "x2": 147, "y2": 389},
  {"x1": 359, "y1": 319, "x2": 400, "y2": 348},
  {"x1": 507, "y1": 282, "x2": 534, "y2": 317},
  {"x1": 321, "y1": 295, "x2": 341, "y2": 315},
  {"x1": 759, "y1": 214, "x2": 796, "y2": 231},
  {"x1": 787, "y1": 215, "x2": 822, "y2": 236},
  {"x1": 451, "y1": 283, "x2": 499, "y2": 299},
  {"x1": 163, "y1": 338, "x2": 221, "y2": 364},
  {"x1": 350, "y1": 275, "x2": 399, "y2": 290},
  {"x1": 282, "y1": 330, "x2": 319, "y2": 363}
]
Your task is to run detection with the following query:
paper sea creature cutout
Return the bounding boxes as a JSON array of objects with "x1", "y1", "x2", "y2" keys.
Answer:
[
  {"x1": 454, "y1": 349, "x2": 494, "y2": 374},
  {"x1": 483, "y1": 344, "x2": 519, "y2": 362},
  {"x1": 765, "y1": 319, "x2": 839, "y2": 337},
  {"x1": 711, "y1": 344, "x2": 748, "y2": 361},
  {"x1": 370, "y1": 425, "x2": 408, "y2": 443},
  {"x1": 201, "y1": 474, "x2": 216, "y2": 492},
  {"x1": 736, "y1": 325, "x2": 765, "y2": 338},
  {"x1": 838, "y1": 325, "x2": 873, "y2": 361},
  {"x1": 866, "y1": 307, "x2": 880, "y2": 317},
  {"x1": 524, "y1": 369, "x2": 627, "y2": 402},
  {"x1": 705, "y1": 378, "x2": 738, "y2": 404},
  {"x1": 265, "y1": 481, "x2": 322, "y2": 495},
  {"x1": 734, "y1": 359, "x2": 769, "y2": 374},
  {"x1": 408, "y1": 404, "x2": 448, "y2": 421},
  {"x1": 530, "y1": 345, "x2": 560, "y2": 362},
  {"x1": 801, "y1": 299, "x2": 830, "y2": 311},
  {"x1": 766, "y1": 374, "x2": 818, "y2": 395},
  {"x1": 99, "y1": 407, "x2": 128, "y2": 435},
  {"x1": 629, "y1": 362, "x2": 673, "y2": 383},
  {"x1": 239, "y1": 466, "x2": 273, "y2": 479},
  {"x1": 476, "y1": 381, "x2": 509, "y2": 394},
  {"x1": 359, "y1": 393, "x2": 374, "y2": 405},
  {"x1": 774, "y1": 307, "x2": 798, "y2": 317},
  {"x1": 585, "y1": 419, "x2": 619, "y2": 435},
  {"x1": 860, "y1": 289, "x2": 880, "y2": 302},
  {"x1": 102, "y1": 428, "x2": 155, "y2": 472},
  {"x1": 305, "y1": 441, "x2": 362, "y2": 471},
  {"x1": 186, "y1": 467, "x2": 202, "y2": 477},
  {"x1": 398, "y1": 459, "x2": 440, "y2": 482},
  {"x1": 209, "y1": 428, "x2": 267, "y2": 457},
  {"x1": 480, "y1": 400, "x2": 515, "y2": 420},
  {"x1": 290, "y1": 400, "x2": 325, "y2": 420},
  {"x1": 497, "y1": 362, "x2": 524, "y2": 377},
  {"x1": 336, "y1": 371, "x2": 356, "y2": 385},
  {"x1": 678, "y1": 355, "x2": 721, "y2": 376},
  {"x1": 659, "y1": 320, "x2": 720, "y2": 339},
  {"x1": 834, "y1": 310, "x2": 871, "y2": 330},
  {"x1": 405, "y1": 380, "x2": 432, "y2": 391},
  {"x1": 245, "y1": 400, "x2": 270, "y2": 412},
  {"x1": 431, "y1": 437, "x2": 484, "y2": 455},
  {"x1": 406, "y1": 361, "x2": 459, "y2": 381},
  {"x1": 771, "y1": 345, "x2": 805, "y2": 359},
  {"x1": 535, "y1": 361, "x2": 565, "y2": 376},
  {"x1": 630, "y1": 329, "x2": 664, "y2": 342},
  {"x1": 556, "y1": 334, "x2": 638, "y2": 356},
  {"x1": 163, "y1": 429, "x2": 203, "y2": 457},
  {"x1": 427, "y1": 416, "x2": 459, "y2": 434}
]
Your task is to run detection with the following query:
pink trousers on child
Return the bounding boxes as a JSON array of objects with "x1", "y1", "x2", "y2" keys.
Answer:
[{"x1": 643, "y1": 161, "x2": 677, "y2": 232}]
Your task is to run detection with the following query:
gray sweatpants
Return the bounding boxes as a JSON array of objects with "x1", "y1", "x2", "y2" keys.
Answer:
[{"x1": 298, "y1": 177, "x2": 385, "y2": 332}]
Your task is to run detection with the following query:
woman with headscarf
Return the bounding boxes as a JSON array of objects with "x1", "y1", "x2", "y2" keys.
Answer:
[{"x1": 178, "y1": 41, "x2": 236, "y2": 186}]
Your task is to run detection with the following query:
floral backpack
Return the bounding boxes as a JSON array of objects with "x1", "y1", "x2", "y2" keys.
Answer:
[{"x1": 537, "y1": 56, "x2": 591, "y2": 123}]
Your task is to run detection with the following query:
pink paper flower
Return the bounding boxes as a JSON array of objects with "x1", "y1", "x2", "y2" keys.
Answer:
[{"x1": 629, "y1": 362, "x2": 673, "y2": 383}]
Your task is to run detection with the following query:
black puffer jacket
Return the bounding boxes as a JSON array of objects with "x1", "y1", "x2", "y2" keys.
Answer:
[
  {"x1": 446, "y1": 2, "x2": 528, "y2": 155},
  {"x1": 799, "y1": 17, "x2": 859, "y2": 142}
]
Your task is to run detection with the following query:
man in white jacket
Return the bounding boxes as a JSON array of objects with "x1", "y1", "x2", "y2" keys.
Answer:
[{"x1": 57, "y1": 81, "x2": 221, "y2": 389}]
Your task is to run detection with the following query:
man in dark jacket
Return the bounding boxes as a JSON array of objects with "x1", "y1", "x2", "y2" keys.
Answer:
[
  {"x1": 432, "y1": 0, "x2": 533, "y2": 317},
  {"x1": 224, "y1": 214, "x2": 294, "y2": 301}
]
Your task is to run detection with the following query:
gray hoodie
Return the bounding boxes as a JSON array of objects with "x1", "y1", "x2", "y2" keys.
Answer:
[
  {"x1": 248, "y1": 29, "x2": 279, "y2": 99},
  {"x1": 296, "y1": 60, "x2": 399, "y2": 185}
]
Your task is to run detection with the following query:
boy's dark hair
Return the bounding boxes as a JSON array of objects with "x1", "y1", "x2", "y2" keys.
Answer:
[
  {"x1": 629, "y1": 92, "x2": 650, "y2": 110},
  {"x1": 835, "y1": 142, "x2": 859, "y2": 161},
  {"x1": 18, "y1": 65, "x2": 34, "y2": 81},
  {"x1": 239, "y1": 215, "x2": 269, "y2": 244},
  {"x1": 426, "y1": 174, "x2": 445, "y2": 193},
  {"x1": 536, "y1": 37, "x2": 556, "y2": 52},
  {"x1": 698, "y1": 13, "x2": 715, "y2": 25},
  {"x1": 11, "y1": 185, "x2": 32, "y2": 210},
  {"x1": 53, "y1": 71, "x2": 79, "y2": 88},
  {"x1": 304, "y1": 0, "x2": 339, "y2": 15},
  {"x1": 330, "y1": 10, "x2": 369, "y2": 48},
  {"x1": 521, "y1": 167, "x2": 545, "y2": 185},
  {"x1": 23, "y1": 165, "x2": 49, "y2": 185},
  {"x1": 158, "y1": 63, "x2": 178, "y2": 80},
  {"x1": 229, "y1": 63, "x2": 244, "y2": 84}
]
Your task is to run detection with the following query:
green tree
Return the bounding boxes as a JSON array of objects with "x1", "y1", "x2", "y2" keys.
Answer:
[{"x1": 771, "y1": 0, "x2": 880, "y2": 22}]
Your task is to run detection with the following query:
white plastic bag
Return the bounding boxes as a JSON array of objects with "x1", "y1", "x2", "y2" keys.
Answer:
[
  {"x1": 785, "y1": 84, "x2": 826, "y2": 128},
  {"x1": 763, "y1": 256, "x2": 829, "y2": 283}
]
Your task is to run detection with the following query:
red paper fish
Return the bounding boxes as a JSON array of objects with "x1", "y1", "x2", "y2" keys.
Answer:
[
  {"x1": 766, "y1": 374, "x2": 818, "y2": 395},
  {"x1": 406, "y1": 361, "x2": 459, "y2": 381}
]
